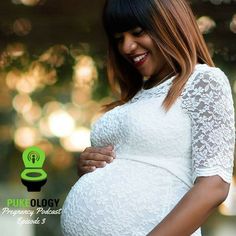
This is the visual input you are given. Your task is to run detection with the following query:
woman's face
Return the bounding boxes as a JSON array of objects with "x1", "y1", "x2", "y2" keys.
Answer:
[{"x1": 114, "y1": 27, "x2": 169, "y2": 78}]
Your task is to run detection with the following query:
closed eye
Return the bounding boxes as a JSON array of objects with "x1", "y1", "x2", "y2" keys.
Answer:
[
  {"x1": 113, "y1": 32, "x2": 123, "y2": 43},
  {"x1": 132, "y1": 28, "x2": 144, "y2": 36},
  {"x1": 112, "y1": 27, "x2": 145, "y2": 45},
  {"x1": 114, "y1": 35, "x2": 123, "y2": 42}
]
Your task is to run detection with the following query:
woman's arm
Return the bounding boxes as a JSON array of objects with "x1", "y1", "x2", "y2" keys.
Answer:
[{"x1": 147, "y1": 175, "x2": 230, "y2": 236}]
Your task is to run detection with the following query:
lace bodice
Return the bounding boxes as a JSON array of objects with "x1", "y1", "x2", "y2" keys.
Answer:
[{"x1": 91, "y1": 64, "x2": 235, "y2": 184}]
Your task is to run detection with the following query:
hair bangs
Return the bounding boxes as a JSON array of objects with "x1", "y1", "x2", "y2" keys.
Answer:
[{"x1": 103, "y1": 0, "x2": 144, "y2": 35}]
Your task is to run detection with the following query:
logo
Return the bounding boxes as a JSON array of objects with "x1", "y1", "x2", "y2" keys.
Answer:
[{"x1": 21, "y1": 146, "x2": 47, "y2": 192}]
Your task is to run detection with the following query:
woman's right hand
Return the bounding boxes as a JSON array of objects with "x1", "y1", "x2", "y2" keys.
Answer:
[{"x1": 77, "y1": 145, "x2": 116, "y2": 177}]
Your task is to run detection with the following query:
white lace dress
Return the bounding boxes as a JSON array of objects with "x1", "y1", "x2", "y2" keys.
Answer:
[{"x1": 61, "y1": 64, "x2": 235, "y2": 236}]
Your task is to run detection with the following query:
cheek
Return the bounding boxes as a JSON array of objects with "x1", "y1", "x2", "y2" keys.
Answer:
[
  {"x1": 143, "y1": 36, "x2": 156, "y2": 49},
  {"x1": 147, "y1": 44, "x2": 163, "y2": 62},
  {"x1": 151, "y1": 46, "x2": 165, "y2": 64},
  {"x1": 117, "y1": 45, "x2": 125, "y2": 58}
]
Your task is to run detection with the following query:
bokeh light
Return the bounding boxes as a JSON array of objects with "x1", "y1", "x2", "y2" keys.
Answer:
[
  {"x1": 28, "y1": 61, "x2": 57, "y2": 86},
  {"x1": 22, "y1": 102, "x2": 42, "y2": 124},
  {"x1": 230, "y1": 14, "x2": 236, "y2": 34},
  {"x1": 73, "y1": 55, "x2": 98, "y2": 88},
  {"x1": 3, "y1": 45, "x2": 59, "y2": 93},
  {"x1": 13, "y1": 18, "x2": 32, "y2": 36},
  {"x1": 43, "y1": 101, "x2": 62, "y2": 115},
  {"x1": 48, "y1": 110, "x2": 75, "y2": 137},
  {"x1": 6, "y1": 69, "x2": 22, "y2": 90},
  {"x1": 20, "y1": 0, "x2": 40, "y2": 6},
  {"x1": 12, "y1": 94, "x2": 32, "y2": 113},
  {"x1": 14, "y1": 126, "x2": 41, "y2": 148},
  {"x1": 197, "y1": 16, "x2": 216, "y2": 34},
  {"x1": 60, "y1": 127, "x2": 91, "y2": 152},
  {"x1": 39, "y1": 117, "x2": 54, "y2": 137},
  {"x1": 10, "y1": 62, "x2": 57, "y2": 94},
  {"x1": 16, "y1": 73, "x2": 38, "y2": 93},
  {"x1": 6, "y1": 42, "x2": 26, "y2": 58},
  {"x1": 39, "y1": 45, "x2": 68, "y2": 68}
]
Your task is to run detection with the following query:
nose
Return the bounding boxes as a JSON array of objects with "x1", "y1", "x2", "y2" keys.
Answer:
[{"x1": 120, "y1": 35, "x2": 137, "y2": 55}]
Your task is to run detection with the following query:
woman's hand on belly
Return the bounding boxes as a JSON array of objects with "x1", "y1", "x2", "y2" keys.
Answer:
[{"x1": 77, "y1": 145, "x2": 116, "y2": 177}]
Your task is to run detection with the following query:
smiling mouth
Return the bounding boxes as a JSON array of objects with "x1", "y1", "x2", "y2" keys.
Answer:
[{"x1": 130, "y1": 52, "x2": 149, "y2": 67}]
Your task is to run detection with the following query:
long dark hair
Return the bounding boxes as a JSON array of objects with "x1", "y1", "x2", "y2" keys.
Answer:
[{"x1": 102, "y1": 0, "x2": 214, "y2": 112}]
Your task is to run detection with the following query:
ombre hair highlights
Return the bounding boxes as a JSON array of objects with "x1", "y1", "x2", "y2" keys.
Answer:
[{"x1": 102, "y1": 0, "x2": 214, "y2": 112}]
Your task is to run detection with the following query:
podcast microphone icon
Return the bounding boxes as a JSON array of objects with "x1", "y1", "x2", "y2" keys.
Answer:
[{"x1": 21, "y1": 146, "x2": 47, "y2": 192}]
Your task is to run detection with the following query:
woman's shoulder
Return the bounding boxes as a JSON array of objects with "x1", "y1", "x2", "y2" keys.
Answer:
[
  {"x1": 195, "y1": 63, "x2": 227, "y2": 78},
  {"x1": 181, "y1": 63, "x2": 233, "y2": 111},
  {"x1": 184, "y1": 63, "x2": 230, "y2": 92}
]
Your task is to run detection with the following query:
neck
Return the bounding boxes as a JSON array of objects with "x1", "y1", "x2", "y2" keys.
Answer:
[{"x1": 143, "y1": 65, "x2": 175, "y2": 89}]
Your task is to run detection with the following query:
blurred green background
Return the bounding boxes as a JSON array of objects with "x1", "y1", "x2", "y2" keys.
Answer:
[{"x1": 0, "y1": 0, "x2": 236, "y2": 236}]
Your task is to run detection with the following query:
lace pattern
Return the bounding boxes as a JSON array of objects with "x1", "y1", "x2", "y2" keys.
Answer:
[
  {"x1": 126, "y1": 64, "x2": 235, "y2": 183},
  {"x1": 61, "y1": 64, "x2": 234, "y2": 236},
  {"x1": 128, "y1": 77, "x2": 175, "y2": 104},
  {"x1": 181, "y1": 66, "x2": 235, "y2": 183}
]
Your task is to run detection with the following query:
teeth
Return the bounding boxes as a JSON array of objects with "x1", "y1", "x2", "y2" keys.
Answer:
[{"x1": 133, "y1": 53, "x2": 147, "y2": 63}]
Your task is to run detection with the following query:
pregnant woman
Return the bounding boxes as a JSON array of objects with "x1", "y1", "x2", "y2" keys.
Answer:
[{"x1": 61, "y1": 0, "x2": 235, "y2": 235}]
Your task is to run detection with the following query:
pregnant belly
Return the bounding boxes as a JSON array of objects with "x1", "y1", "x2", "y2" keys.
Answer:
[{"x1": 61, "y1": 159, "x2": 189, "y2": 236}]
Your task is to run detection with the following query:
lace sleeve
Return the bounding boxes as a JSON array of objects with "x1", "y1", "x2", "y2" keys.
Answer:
[{"x1": 182, "y1": 68, "x2": 235, "y2": 184}]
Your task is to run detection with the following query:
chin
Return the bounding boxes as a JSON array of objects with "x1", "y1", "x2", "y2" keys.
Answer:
[
  {"x1": 141, "y1": 74, "x2": 152, "y2": 79},
  {"x1": 139, "y1": 71, "x2": 152, "y2": 78},
  {"x1": 140, "y1": 68, "x2": 155, "y2": 77}
]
